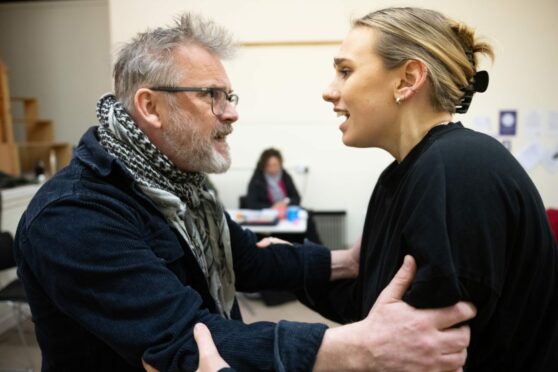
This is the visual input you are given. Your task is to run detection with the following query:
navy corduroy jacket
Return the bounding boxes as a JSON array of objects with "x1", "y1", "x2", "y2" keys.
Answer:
[{"x1": 14, "y1": 127, "x2": 331, "y2": 371}]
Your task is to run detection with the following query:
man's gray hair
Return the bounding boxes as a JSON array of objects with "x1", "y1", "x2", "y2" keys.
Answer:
[{"x1": 113, "y1": 13, "x2": 235, "y2": 112}]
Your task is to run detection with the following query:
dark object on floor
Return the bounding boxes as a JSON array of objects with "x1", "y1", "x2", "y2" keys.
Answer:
[
  {"x1": 0, "y1": 171, "x2": 35, "y2": 189},
  {"x1": 259, "y1": 290, "x2": 297, "y2": 306}
]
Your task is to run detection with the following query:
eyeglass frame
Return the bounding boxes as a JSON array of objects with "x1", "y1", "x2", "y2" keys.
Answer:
[{"x1": 149, "y1": 86, "x2": 239, "y2": 116}]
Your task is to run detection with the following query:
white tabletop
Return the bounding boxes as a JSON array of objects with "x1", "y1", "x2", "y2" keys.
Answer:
[{"x1": 227, "y1": 208, "x2": 308, "y2": 234}]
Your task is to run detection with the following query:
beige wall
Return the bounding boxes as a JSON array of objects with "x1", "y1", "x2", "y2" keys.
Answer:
[
  {"x1": 1, "y1": 1, "x2": 556, "y2": 247},
  {"x1": 109, "y1": 0, "x2": 558, "y2": 245},
  {"x1": 0, "y1": 0, "x2": 112, "y2": 145}
]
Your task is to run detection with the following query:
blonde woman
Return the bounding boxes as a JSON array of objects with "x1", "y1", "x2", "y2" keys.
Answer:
[{"x1": 307, "y1": 7, "x2": 558, "y2": 370}]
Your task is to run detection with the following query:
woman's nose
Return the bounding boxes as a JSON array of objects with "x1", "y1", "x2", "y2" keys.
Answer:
[{"x1": 322, "y1": 84, "x2": 339, "y2": 103}]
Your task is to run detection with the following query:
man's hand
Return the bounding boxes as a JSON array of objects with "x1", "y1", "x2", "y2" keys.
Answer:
[
  {"x1": 142, "y1": 323, "x2": 230, "y2": 372},
  {"x1": 330, "y1": 236, "x2": 361, "y2": 280},
  {"x1": 256, "y1": 236, "x2": 291, "y2": 248},
  {"x1": 194, "y1": 323, "x2": 230, "y2": 372},
  {"x1": 315, "y1": 255, "x2": 476, "y2": 371}
]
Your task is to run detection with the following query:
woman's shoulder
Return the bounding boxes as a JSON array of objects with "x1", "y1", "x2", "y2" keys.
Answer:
[
  {"x1": 413, "y1": 123, "x2": 531, "y2": 188},
  {"x1": 426, "y1": 123, "x2": 516, "y2": 168}
]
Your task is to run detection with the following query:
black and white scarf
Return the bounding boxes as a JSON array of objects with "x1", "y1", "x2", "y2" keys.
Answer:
[{"x1": 96, "y1": 93, "x2": 235, "y2": 318}]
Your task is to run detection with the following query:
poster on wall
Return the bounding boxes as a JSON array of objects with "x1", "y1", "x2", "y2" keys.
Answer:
[
  {"x1": 524, "y1": 110, "x2": 543, "y2": 138},
  {"x1": 515, "y1": 141, "x2": 545, "y2": 172},
  {"x1": 548, "y1": 111, "x2": 558, "y2": 138},
  {"x1": 499, "y1": 110, "x2": 517, "y2": 136},
  {"x1": 471, "y1": 115, "x2": 493, "y2": 135},
  {"x1": 542, "y1": 144, "x2": 558, "y2": 173}
]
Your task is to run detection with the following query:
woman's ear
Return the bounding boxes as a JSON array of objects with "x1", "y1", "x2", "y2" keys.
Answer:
[
  {"x1": 395, "y1": 59, "x2": 428, "y2": 101},
  {"x1": 133, "y1": 88, "x2": 163, "y2": 129}
]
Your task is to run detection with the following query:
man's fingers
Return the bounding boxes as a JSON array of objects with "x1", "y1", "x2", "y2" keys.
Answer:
[
  {"x1": 376, "y1": 255, "x2": 417, "y2": 303},
  {"x1": 428, "y1": 301, "x2": 477, "y2": 329},
  {"x1": 193, "y1": 323, "x2": 219, "y2": 358},
  {"x1": 438, "y1": 325, "x2": 471, "y2": 354},
  {"x1": 435, "y1": 349, "x2": 468, "y2": 372},
  {"x1": 256, "y1": 237, "x2": 292, "y2": 248},
  {"x1": 142, "y1": 359, "x2": 159, "y2": 372}
]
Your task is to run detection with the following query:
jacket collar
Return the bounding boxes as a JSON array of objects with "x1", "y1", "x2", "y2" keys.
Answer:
[{"x1": 75, "y1": 126, "x2": 132, "y2": 180}]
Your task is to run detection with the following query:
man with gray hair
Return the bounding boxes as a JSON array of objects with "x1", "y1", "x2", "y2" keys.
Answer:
[{"x1": 14, "y1": 13, "x2": 474, "y2": 371}]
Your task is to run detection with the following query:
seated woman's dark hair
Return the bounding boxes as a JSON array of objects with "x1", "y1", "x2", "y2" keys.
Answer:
[{"x1": 256, "y1": 148, "x2": 283, "y2": 172}]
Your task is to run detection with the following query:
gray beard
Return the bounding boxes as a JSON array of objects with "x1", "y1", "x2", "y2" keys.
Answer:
[{"x1": 164, "y1": 113, "x2": 232, "y2": 173}]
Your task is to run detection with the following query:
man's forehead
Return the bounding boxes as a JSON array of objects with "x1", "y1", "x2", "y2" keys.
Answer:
[{"x1": 174, "y1": 44, "x2": 231, "y2": 88}]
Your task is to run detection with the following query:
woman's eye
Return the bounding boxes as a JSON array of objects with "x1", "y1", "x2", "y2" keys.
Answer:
[{"x1": 338, "y1": 69, "x2": 351, "y2": 78}]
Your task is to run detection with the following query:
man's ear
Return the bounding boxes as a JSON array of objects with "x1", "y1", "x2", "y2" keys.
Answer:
[
  {"x1": 395, "y1": 59, "x2": 428, "y2": 101},
  {"x1": 133, "y1": 88, "x2": 163, "y2": 129}
]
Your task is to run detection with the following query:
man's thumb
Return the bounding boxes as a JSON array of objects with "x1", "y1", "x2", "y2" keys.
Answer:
[
  {"x1": 193, "y1": 323, "x2": 218, "y2": 357},
  {"x1": 377, "y1": 255, "x2": 417, "y2": 303}
]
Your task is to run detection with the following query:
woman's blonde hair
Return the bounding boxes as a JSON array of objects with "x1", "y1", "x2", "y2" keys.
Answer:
[{"x1": 354, "y1": 7, "x2": 494, "y2": 113}]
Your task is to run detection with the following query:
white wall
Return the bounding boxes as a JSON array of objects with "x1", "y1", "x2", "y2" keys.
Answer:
[
  {"x1": 2, "y1": 1, "x2": 555, "y2": 247},
  {"x1": 0, "y1": 0, "x2": 112, "y2": 144},
  {"x1": 108, "y1": 0, "x2": 558, "y2": 246}
]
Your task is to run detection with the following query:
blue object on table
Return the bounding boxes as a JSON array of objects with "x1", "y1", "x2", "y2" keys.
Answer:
[{"x1": 287, "y1": 206, "x2": 299, "y2": 221}]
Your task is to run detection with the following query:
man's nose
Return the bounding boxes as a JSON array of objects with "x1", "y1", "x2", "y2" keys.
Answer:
[{"x1": 219, "y1": 103, "x2": 239, "y2": 123}]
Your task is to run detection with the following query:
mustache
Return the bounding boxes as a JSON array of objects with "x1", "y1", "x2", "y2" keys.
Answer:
[{"x1": 213, "y1": 124, "x2": 233, "y2": 137}]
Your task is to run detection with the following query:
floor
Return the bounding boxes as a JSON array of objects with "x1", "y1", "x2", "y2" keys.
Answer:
[
  {"x1": 0, "y1": 294, "x2": 338, "y2": 371},
  {"x1": 0, "y1": 314, "x2": 40, "y2": 372}
]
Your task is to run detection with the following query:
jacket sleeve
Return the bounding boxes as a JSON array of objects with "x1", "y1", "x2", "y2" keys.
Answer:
[
  {"x1": 226, "y1": 213, "x2": 332, "y2": 293},
  {"x1": 294, "y1": 241, "x2": 363, "y2": 324},
  {"x1": 282, "y1": 170, "x2": 301, "y2": 206},
  {"x1": 17, "y1": 196, "x2": 328, "y2": 372},
  {"x1": 228, "y1": 218, "x2": 360, "y2": 325},
  {"x1": 245, "y1": 171, "x2": 272, "y2": 209}
]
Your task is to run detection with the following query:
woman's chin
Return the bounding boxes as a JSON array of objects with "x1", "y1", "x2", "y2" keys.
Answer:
[{"x1": 341, "y1": 134, "x2": 357, "y2": 147}]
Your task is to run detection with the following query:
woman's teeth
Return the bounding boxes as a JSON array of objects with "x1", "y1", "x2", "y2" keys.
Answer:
[{"x1": 337, "y1": 112, "x2": 349, "y2": 119}]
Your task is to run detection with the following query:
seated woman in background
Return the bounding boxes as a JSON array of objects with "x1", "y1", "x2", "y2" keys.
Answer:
[
  {"x1": 246, "y1": 148, "x2": 300, "y2": 210},
  {"x1": 246, "y1": 148, "x2": 322, "y2": 244}
]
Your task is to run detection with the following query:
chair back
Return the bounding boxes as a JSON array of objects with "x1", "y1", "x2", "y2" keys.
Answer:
[
  {"x1": 547, "y1": 209, "x2": 558, "y2": 244},
  {"x1": 239, "y1": 195, "x2": 248, "y2": 209},
  {"x1": 0, "y1": 231, "x2": 15, "y2": 270}
]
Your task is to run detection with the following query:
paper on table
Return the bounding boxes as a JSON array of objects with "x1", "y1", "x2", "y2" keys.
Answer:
[{"x1": 232, "y1": 209, "x2": 279, "y2": 225}]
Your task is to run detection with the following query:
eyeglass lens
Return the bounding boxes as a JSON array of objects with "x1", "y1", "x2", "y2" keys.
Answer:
[{"x1": 211, "y1": 90, "x2": 238, "y2": 116}]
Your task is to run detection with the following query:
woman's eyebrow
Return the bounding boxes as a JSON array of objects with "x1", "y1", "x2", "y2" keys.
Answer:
[{"x1": 333, "y1": 57, "x2": 350, "y2": 67}]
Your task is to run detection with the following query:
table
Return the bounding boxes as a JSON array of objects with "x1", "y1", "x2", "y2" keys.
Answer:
[
  {"x1": 1, "y1": 184, "x2": 41, "y2": 234},
  {"x1": 228, "y1": 208, "x2": 308, "y2": 306},
  {"x1": 227, "y1": 208, "x2": 308, "y2": 235}
]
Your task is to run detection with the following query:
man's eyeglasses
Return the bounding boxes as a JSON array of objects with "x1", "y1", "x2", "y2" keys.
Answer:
[{"x1": 150, "y1": 86, "x2": 239, "y2": 116}]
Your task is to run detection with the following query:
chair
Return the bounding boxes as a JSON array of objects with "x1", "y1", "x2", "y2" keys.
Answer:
[
  {"x1": 239, "y1": 195, "x2": 248, "y2": 209},
  {"x1": 0, "y1": 231, "x2": 34, "y2": 371},
  {"x1": 547, "y1": 209, "x2": 558, "y2": 244}
]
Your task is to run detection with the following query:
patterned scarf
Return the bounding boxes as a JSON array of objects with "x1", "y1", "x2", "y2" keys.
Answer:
[{"x1": 96, "y1": 93, "x2": 235, "y2": 318}]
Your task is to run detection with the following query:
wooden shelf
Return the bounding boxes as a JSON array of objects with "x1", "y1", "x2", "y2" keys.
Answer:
[
  {"x1": 17, "y1": 142, "x2": 72, "y2": 175},
  {"x1": 0, "y1": 60, "x2": 72, "y2": 177},
  {"x1": 0, "y1": 143, "x2": 20, "y2": 175}
]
